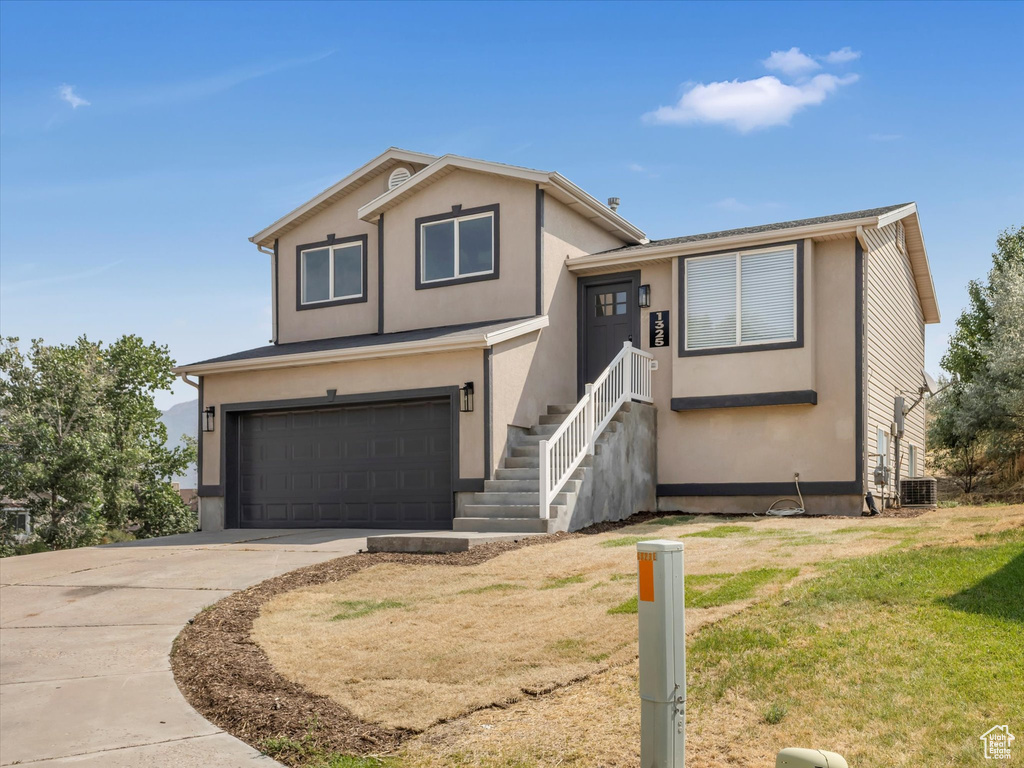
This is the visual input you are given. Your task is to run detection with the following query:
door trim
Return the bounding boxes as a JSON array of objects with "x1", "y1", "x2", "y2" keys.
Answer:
[
  {"x1": 219, "y1": 386, "x2": 460, "y2": 529},
  {"x1": 576, "y1": 270, "x2": 641, "y2": 397}
]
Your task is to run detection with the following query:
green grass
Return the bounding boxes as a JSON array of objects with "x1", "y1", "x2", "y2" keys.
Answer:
[
  {"x1": 607, "y1": 567, "x2": 799, "y2": 615},
  {"x1": 330, "y1": 599, "x2": 404, "y2": 621},
  {"x1": 539, "y1": 574, "x2": 586, "y2": 589},
  {"x1": 600, "y1": 535, "x2": 659, "y2": 548},
  {"x1": 261, "y1": 725, "x2": 396, "y2": 767},
  {"x1": 458, "y1": 583, "x2": 525, "y2": 595},
  {"x1": 679, "y1": 524, "x2": 757, "y2": 539},
  {"x1": 763, "y1": 702, "x2": 788, "y2": 725},
  {"x1": 687, "y1": 529, "x2": 1024, "y2": 766}
]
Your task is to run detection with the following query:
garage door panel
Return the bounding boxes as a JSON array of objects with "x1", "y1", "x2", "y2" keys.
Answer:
[{"x1": 236, "y1": 398, "x2": 452, "y2": 529}]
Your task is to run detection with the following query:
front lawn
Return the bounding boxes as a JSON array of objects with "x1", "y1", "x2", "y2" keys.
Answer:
[{"x1": 240, "y1": 505, "x2": 1024, "y2": 766}]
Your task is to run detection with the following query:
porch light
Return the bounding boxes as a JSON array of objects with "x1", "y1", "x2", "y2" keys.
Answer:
[
  {"x1": 638, "y1": 284, "x2": 651, "y2": 308},
  {"x1": 459, "y1": 382, "x2": 474, "y2": 412},
  {"x1": 202, "y1": 406, "x2": 216, "y2": 432}
]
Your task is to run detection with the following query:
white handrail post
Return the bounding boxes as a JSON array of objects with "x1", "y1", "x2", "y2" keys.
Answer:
[
  {"x1": 623, "y1": 340, "x2": 634, "y2": 399},
  {"x1": 538, "y1": 439, "x2": 550, "y2": 520},
  {"x1": 584, "y1": 383, "x2": 595, "y2": 455}
]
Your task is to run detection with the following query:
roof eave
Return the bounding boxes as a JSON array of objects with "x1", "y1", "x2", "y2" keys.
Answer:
[
  {"x1": 173, "y1": 316, "x2": 549, "y2": 376},
  {"x1": 249, "y1": 148, "x2": 438, "y2": 248},
  {"x1": 356, "y1": 155, "x2": 646, "y2": 244}
]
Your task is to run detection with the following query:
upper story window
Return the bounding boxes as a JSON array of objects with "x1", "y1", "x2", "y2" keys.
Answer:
[
  {"x1": 296, "y1": 234, "x2": 368, "y2": 310},
  {"x1": 682, "y1": 243, "x2": 800, "y2": 354},
  {"x1": 415, "y1": 204, "x2": 500, "y2": 289}
]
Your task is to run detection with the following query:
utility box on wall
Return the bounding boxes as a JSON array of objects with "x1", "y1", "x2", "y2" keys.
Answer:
[{"x1": 637, "y1": 540, "x2": 686, "y2": 768}]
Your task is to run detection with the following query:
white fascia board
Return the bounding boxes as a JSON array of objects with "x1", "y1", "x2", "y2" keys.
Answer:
[
  {"x1": 565, "y1": 218, "x2": 880, "y2": 273},
  {"x1": 545, "y1": 173, "x2": 647, "y2": 243},
  {"x1": 357, "y1": 154, "x2": 548, "y2": 222},
  {"x1": 249, "y1": 148, "x2": 437, "y2": 247},
  {"x1": 875, "y1": 203, "x2": 918, "y2": 230},
  {"x1": 174, "y1": 316, "x2": 549, "y2": 376}
]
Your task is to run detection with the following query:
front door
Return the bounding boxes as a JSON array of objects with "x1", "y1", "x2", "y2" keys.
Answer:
[{"x1": 580, "y1": 273, "x2": 638, "y2": 393}]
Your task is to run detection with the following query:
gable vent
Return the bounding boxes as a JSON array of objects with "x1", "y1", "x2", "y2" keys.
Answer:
[
  {"x1": 388, "y1": 167, "x2": 411, "y2": 190},
  {"x1": 895, "y1": 220, "x2": 906, "y2": 255}
]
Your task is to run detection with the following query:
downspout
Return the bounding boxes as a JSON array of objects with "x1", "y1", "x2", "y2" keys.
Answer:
[
  {"x1": 255, "y1": 240, "x2": 279, "y2": 344},
  {"x1": 178, "y1": 373, "x2": 199, "y2": 390}
]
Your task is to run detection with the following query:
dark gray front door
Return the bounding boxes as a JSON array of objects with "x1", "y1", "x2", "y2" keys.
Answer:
[
  {"x1": 582, "y1": 278, "x2": 636, "y2": 387},
  {"x1": 236, "y1": 398, "x2": 452, "y2": 529}
]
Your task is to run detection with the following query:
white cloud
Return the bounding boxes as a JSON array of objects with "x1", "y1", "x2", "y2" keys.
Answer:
[
  {"x1": 628, "y1": 162, "x2": 646, "y2": 173},
  {"x1": 645, "y1": 73, "x2": 859, "y2": 133},
  {"x1": 58, "y1": 84, "x2": 90, "y2": 109},
  {"x1": 763, "y1": 47, "x2": 820, "y2": 77},
  {"x1": 823, "y1": 47, "x2": 862, "y2": 64}
]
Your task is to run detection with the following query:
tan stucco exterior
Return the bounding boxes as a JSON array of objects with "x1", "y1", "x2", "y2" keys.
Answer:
[
  {"x1": 654, "y1": 236, "x2": 858, "y2": 487},
  {"x1": 186, "y1": 151, "x2": 939, "y2": 527},
  {"x1": 199, "y1": 349, "x2": 484, "y2": 485}
]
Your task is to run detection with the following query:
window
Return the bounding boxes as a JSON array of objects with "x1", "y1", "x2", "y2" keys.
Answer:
[
  {"x1": 877, "y1": 428, "x2": 889, "y2": 467},
  {"x1": 595, "y1": 291, "x2": 627, "y2": 316},
  {"x1": 416, "y1": 205, "x2": 499, "y2": 288},
  {"x1": 683, "y1": 245, "x2": 798, "y2": 352},
  {"x1": 298, "y1": 235, "x2": 367, "y2": 308}
]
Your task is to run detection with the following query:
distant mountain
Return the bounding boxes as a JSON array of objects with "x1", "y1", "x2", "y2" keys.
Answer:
[{"x1": 160, "y1": 399, "x2": 197, "y2": 489}]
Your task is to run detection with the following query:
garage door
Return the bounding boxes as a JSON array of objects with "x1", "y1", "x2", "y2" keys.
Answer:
[{"x1": 235, "y1": 398, "x2": 453, "y2": 529}]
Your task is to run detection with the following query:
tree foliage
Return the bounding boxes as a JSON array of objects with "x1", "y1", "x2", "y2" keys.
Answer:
[
  {"x1": 0, "y1": 335, "x2": 196, "y2": 553},
  {"x1": 930, "y1": 226, "x2": 1024, "y2": 490}
]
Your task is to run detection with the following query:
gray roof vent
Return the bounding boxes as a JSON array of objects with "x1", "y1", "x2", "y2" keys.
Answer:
[
  {"x1": 608, "y1": 197, "x2": 620, "y2": 212},
  {"x1": 388, "y1": 167, "x2": 411, "y2": 190}
]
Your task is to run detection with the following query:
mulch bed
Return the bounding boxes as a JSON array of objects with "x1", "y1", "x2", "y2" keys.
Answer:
[
  {"x1": 171, "y1": 534, "x2": 568, "y2": 761},
  {"x1": 170, "y1": 508, "x2": 923, "y2": 763}
]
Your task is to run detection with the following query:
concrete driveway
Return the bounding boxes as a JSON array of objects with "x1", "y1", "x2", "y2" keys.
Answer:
[{"x1": 0, "y1": 528, "x2": 409, "y2": 766}]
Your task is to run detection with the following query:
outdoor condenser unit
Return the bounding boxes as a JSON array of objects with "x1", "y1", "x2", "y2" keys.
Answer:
[{"x1": 900, "y1": 477, "x2": 938, "y2": 507}]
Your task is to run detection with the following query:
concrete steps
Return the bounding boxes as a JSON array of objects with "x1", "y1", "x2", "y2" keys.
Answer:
[{"x1": 454, "y1": 399, "x2": 624, "y2": 534}]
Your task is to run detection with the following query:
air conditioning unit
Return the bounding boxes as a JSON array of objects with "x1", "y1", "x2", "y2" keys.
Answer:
[{"x1": 900, "y1": 477, "x2": 937, "y2": 507}]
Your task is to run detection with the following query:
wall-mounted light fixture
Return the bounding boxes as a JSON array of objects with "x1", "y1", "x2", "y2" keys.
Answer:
[
  {"x1": 638, "y1": 284, "x2": 651, "y2": 309},
  {"x1": 202, "y1": 406, "x2": 216, "y2": 432},
  {"x1": 459, "y1": 382, "x2": 474, "y2": 412}
]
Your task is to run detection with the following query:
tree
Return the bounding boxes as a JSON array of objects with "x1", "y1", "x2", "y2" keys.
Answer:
[
  {"x1": 0, "y1": 335, "x2": 197, "y2": 552},
  {"x1": 0, "y1": 338, "x2": 109, "y2": 549},
  {"x1": 931, "y1": 226, "x2": 1024, "y2": 489}
]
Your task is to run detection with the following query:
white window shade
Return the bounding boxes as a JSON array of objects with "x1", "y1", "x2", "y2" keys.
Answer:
[
  {"x1": 686, "y1": 254, "x2": 737, "y2": 349},
  {"x1": 740, "y1": 249, "x2": 795, "y2": 343}
]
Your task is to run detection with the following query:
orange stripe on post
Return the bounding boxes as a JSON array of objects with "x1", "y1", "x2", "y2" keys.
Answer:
[{"x1": 638, "y1": 558, "x2": 655, "y2": 602}]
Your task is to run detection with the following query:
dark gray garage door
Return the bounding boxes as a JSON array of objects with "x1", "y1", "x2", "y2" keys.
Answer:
[{"x1": 236, "y1": 398, "x2": 453, "y2": 529}]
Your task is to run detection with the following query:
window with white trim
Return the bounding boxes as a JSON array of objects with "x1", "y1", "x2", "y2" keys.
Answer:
[
  {"x1": 420, "y1": 210, "x2": 495, "y2": 284},
  {"x1": 301, "y1": 241, "x2": 363, "y2": 305},
  {"x1": 684, "y1": 245, "x2": 797, "y2": 351}
]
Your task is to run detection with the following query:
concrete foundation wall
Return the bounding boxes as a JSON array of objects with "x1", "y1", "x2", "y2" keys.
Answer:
[
  {"x1": 563, "y1": 403, "x2": 657, "y2": 531},
  {"x1": 657, "y1": 493, "x2": 862, "y2": 517},
  {"x1": 199, "y1": 496, "x2": 225, "y2": 531}
]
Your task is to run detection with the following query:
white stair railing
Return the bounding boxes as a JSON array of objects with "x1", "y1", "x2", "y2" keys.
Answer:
[{"x1": 538, "y1": 341, "x2": 654, "y2": 519}]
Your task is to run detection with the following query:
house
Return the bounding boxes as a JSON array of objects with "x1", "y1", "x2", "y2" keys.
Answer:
[{"x1": 175, "y1": 148, "x2": 939, "y2": 533}]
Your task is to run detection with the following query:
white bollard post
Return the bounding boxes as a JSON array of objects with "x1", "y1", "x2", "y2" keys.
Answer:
[{"x1": 637, "y1": 540, "x2": 686, "y2": 768}]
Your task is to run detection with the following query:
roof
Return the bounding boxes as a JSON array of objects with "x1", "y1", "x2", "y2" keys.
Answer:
[
  {"x1": 175, "y1": 316, "x2": 549, "y2": 375},
  {"x1": 250, "y1": 149, "x2": 647, "y2": 249},
  {"x1": 250, "y1": 148, "x2": 437, "y2": 248},
  {"x1": 567, "y1": 202, "x2": 939, "y2": 324},
  {"x1": 601, "y1": 203, "x2": 913, "y2": 255}
]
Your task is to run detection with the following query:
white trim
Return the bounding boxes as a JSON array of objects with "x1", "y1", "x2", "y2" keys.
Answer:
[
  {"x1": 299, "y1": 241, "x2": 364, "y2": 305},
  {"x1": 683, "y1": 244, "x2": 798, "y2": 352},
  {"x1": 249, "y1": 148, "x2": 437, "y2": 246},
  {"x1": 174, "y1": 316, "x2": 549, "y2": 376},
  {"x1": 357, "y1": 154, "x2": 647, "y2": 242},
  {"x1": 875, "y1": 203, "x2": 917, "y2": 230},
  {"x1": 420, "y1": 210, "x2": 495, "y2": 284}
]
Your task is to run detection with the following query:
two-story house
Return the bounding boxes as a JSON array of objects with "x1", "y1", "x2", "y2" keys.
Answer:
[{"x1": 175, "y1": 148, "x2": 939, "y2": 533}]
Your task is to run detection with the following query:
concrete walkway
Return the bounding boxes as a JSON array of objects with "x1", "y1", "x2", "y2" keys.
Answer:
[{"x1": 0, "y1": 528, "x2": 415, "y2": 766}]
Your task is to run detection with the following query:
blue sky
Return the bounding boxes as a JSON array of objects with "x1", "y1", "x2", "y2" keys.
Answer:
[{"x1": 1, "y1": 0, "x2": 1021, "y2": 409}]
